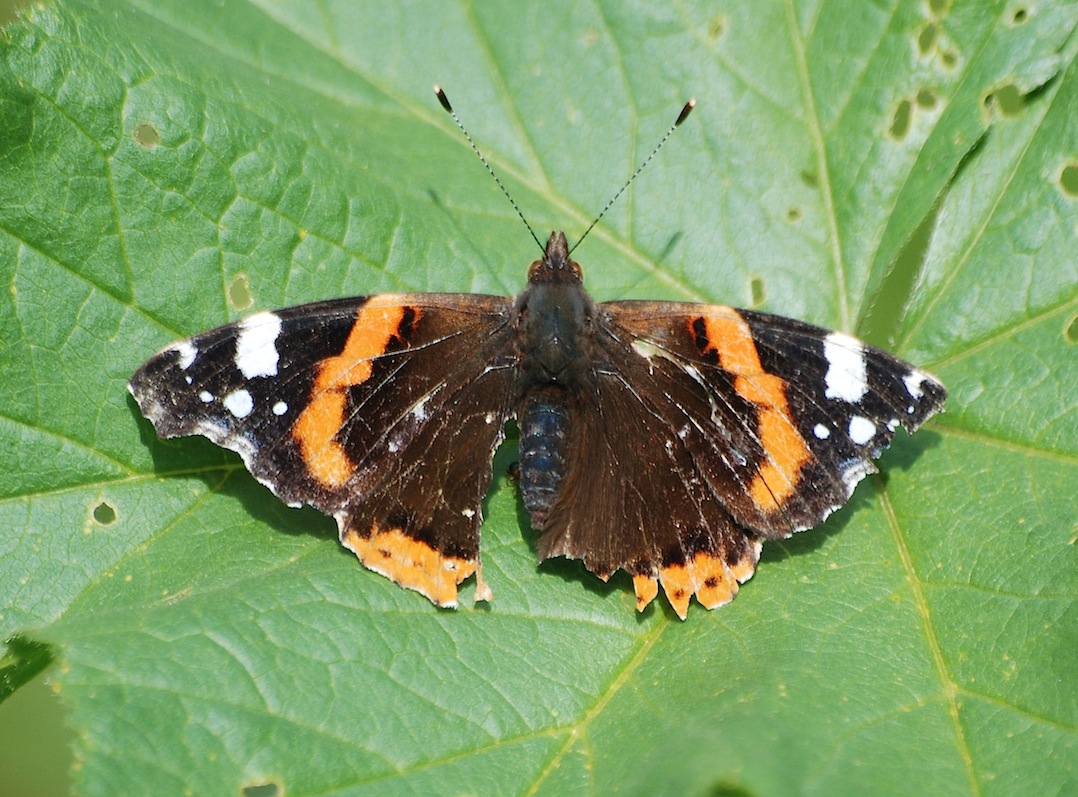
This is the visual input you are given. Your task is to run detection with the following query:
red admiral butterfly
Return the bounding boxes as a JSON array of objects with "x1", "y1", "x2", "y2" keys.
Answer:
[{"x1": 130, "y1": 91, "x2": 946, "y2": 618}]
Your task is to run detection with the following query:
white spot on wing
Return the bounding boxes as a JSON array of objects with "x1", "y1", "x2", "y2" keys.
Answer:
[
  {"x1": 199, "y1": 390, "x2": 214, "y2": 403},
  {"x1": 223, "y1": 389, "x2": 254, "y2": 418},
  {"x1": 172, "y1": 341, "x2": 197, "y2": 370},
  {"x1": 849, "y1": 415, "x2": 876, "y2": 445},
  {"x1": 823, "y1": 332, "x2": 868, "y2": 403},
  {"x1": 410, "y1": 385, "x2": 445, "y2": 422},
  {"x1": 903, "y1": 370, "x2": 927, "y2": 400},
  {"x1": 461, "y1": 508, "x2": 475, "y2": 519},
  {"x1": 813, "y1": 423, "x2": 830, "y2": 439},
  {"x1": 235, "y1": 312, "x2": 283, "y2": 378},
  {"x1": 272, "y1": 401, "x2": 288, "y2": 416},
  {"x1": 412, "y1": 397, "x2": 430, "y2": 421}
]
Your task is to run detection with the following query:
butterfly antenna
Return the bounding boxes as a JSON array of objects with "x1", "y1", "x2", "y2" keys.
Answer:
[
  {"x1": 435, "y1": 86, "x2": 545, "y2": 252},
  {"x1": 570, "y1": 98, "x2": 696, "y2": 255}
]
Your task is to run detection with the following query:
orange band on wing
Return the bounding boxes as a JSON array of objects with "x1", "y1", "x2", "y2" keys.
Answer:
[
  {"x1": 292, "y1": 391, "x2": 352, "y2": 486},
  {"x1": 293, "y1": 296, "x2": 414, "y2": 487},
  {"x1": 697, "y1": 309, "x2": 811, "y2": 513}
]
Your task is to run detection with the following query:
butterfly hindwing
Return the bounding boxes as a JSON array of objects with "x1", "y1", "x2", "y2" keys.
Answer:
[
  {"x1": 533, "y1": 301, "x2": 945, "y2": 618},
  {"x1": 129, "y1": 293, "x2": 516, "y2": 607}
]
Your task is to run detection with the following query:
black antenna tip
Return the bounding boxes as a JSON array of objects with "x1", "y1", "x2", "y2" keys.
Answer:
[
  {"x1": 435, "y1": 85, "x2": 544, "y2": 251},
  {"x1": 569, "y1": 98, "x2": 696, "y2": 254},
  {"x1": 434, "y1": 85, "x2": 453, "y2": 114},
  {"x1": 676, "y1": 98, "x2": 696, "y2": 127}
]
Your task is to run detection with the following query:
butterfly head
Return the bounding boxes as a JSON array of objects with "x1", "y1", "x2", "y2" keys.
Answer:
[{"x1": 527, "y1": 231, "x2": 583, "y2": 285}]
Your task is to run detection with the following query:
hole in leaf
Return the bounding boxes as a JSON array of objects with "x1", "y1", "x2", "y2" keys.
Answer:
[
  {"x1": 983, "y1": 83, "x2": 1024, "y2": 118},
  {"x1": 133, "y1": 123, "x2": 160, "y2": 148},
  {"x1": 929, "y1": 0, "x2": 951, "y2": 15},
  {"x1": 1058, "y1": 163, "x2": 1078, "y2": 197},
  {"x1": 92, "y1": 501, "x2": 116, "y2": 525},
  {"x1": 1011, "y1": 7, "x2": 1029, "y2": 24},
  {"x1": 1065, "y1": 314, "x2": 1078, "y2": 344},
  {"x1": 916, "y1": 88, "x2": 938, "y2": 109},
  {"x1": 228, "y1": 274, "x2": 253, "y2": 310},
  {"x1": 786, "y1": 206, "x2": 802, "y2": 223},
  {"x1": 917, "y1": 23, "x2": 938, "y2": 54},
  {"x1": 708, "y1": 14, "x2": 728, "y2": 40},
  {"x1": 889, "y1": 99, "x2": 912, "y2": 140},
  {"x1": 800, "y1": 170, "x2": 818, "y2": 188},
  {"x1": 242, "y1": 782, "x2": 282, "y2": 797},
  {"x1": 750, "y1": 277, "x2": 765, "y2": 306}
]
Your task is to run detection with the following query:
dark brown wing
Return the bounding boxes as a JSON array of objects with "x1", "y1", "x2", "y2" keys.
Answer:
[
  {"x1": 536, "y1": 301, "x2": 946, "y2": 618},
  {"x1": 129, "y1": 293, "x2": 516, "y2": 607}
]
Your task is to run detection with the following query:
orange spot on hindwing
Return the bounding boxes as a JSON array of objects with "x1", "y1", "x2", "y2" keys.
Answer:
[
  {"x1": 696, "y1": 310, "x2": 811, "y2": 513},
  {"x1": 691, "y1": 552, "x2": 735, "y2": 608},
  {"x1": 341, "y1": 523, "x2": 476, "y2": 607},
  {"x1": 293, "y1": 296, "x2": 415, "y2": 487},
  {"x1": 632, "y1": 573, "x2": 659, "y2": 611},
  {"x1": 658, "y1": 563, "x2": 693, "y2": 619},
  {"x1": 642, "y1": 543, "x2": 761, "y2": 619}
]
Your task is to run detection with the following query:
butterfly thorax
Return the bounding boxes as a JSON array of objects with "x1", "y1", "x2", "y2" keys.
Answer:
[{"x1": 513, "y1": 231, "x2": 599, "y2": 528}]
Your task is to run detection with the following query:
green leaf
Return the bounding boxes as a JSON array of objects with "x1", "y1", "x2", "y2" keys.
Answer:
[{"x1": 1, "y1": 1, "x2": 1076, "y2": 795}]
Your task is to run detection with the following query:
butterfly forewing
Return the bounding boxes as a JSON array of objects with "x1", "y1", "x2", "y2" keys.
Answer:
[
  {"x1": 601, "y1": 302, "x2": 945, "y2": 522},
  {"x1": 129, "y1": 293, "x2": 516, "y2": 607}
]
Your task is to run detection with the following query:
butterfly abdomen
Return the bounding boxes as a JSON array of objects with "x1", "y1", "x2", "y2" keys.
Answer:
[{"x1": 518, "y1": 392, "x2": 571, "y2": 527}]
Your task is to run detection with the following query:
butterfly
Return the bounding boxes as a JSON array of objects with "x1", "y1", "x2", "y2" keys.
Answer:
[{"x1": 129, "y1": 91, "x2": 946, "y2": 618}]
